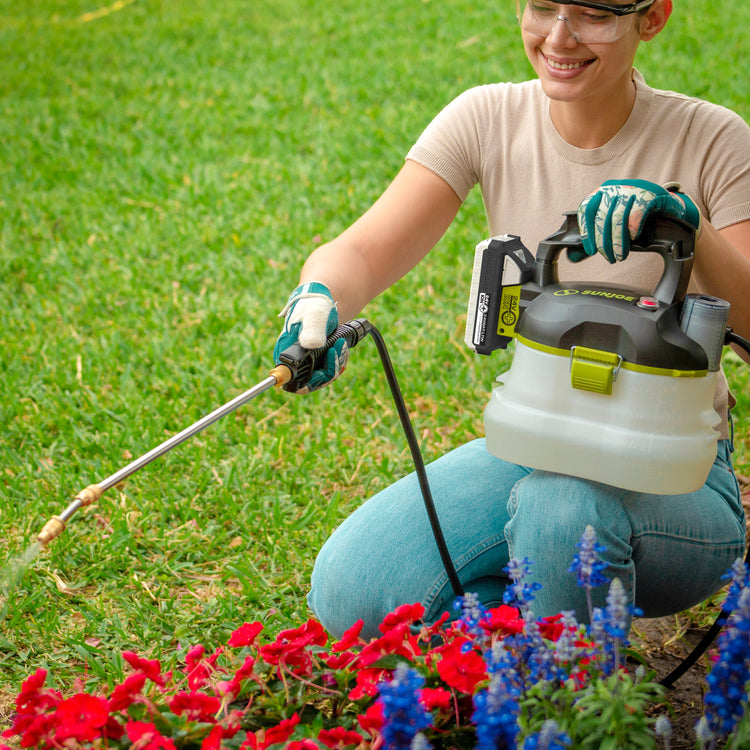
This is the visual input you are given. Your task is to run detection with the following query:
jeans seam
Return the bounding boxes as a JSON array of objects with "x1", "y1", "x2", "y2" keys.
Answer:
[{"x1": 631, "y1": 529, "x2": 746, "y2": 547}]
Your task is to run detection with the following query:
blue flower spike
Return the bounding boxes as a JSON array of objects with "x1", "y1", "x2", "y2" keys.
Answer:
[
  {"x1": 569, "y1": 525, "x2": 609, "y2": 622},
  {"x1": 654, "y1": 715, "x2": 672, "y2": 750},
  {"x1": 700, "y1": 586, "x2": 750, "y2": 741},
  {"x1": 722, "y1": 558, "x2": 750, "y2": 615},
  {"x1": 523, "y1": 719, "x2": 572, "y2": 749},
  {"x1": 503, "y1": 557, "x2": 543, "y2": 616},
  {"x1": 378, "y1": 663, "x2": 434, "y2": 750},
  {"x1": 455, "y1": 591, "x2": 490, "y2": 640},
  {"x1": 473, "y1": 670, "x2": 521, "y2": 750}
]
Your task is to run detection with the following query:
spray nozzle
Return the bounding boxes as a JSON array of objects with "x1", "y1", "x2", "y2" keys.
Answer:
[{"x1": 36, "y1": 484, "x2": 103, "y2": 547}]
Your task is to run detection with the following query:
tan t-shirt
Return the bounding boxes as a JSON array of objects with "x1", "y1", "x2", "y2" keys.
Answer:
[{"x1": 407, "y1": 71, "x2": 750, "y2": 439}]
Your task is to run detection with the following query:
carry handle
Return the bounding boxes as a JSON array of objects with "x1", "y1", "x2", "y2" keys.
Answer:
[{"x1": 533, "y1": 212, "x2": 696, "y2": 305}]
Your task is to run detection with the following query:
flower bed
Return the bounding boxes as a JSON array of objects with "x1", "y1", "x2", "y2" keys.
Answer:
[{"x1": 3, "y1": 528, "x2": 749, "y2": 750}]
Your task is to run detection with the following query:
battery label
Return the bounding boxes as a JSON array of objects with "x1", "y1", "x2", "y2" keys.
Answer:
[
  {"x1": 473, "y1": 291, "x2": 491, "y2": 346},
  {"x1": 497, "y1": 285, "x2": 521, "y2": 337}
]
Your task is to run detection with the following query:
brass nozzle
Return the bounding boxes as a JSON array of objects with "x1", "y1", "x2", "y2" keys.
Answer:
[
  {"x1": 36, "y1": 484, "x2": 104, "y2": 546},
  {"x1": 76, "y1": 484, "x2": 103, "y2": 507},
  {"x1": 37, "y1": 516, "x2": 66, "y2": 546},
  {"x1": 269, "y1": 364, "x2": 292, "y2": 386}
]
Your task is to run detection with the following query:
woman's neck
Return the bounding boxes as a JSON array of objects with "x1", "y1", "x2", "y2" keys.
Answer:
[{"x1": 549, "y1": 77, "x2": 637, "y2": 150}]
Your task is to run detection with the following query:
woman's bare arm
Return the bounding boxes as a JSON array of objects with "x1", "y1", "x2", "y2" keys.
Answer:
[{"x1": 299, "y1": 160, "x2": 462, "y2": 322}]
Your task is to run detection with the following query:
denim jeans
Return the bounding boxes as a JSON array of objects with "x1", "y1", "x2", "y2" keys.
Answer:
[{"x1": 308, "y1": 437, "x2": 746, "y2": 639}]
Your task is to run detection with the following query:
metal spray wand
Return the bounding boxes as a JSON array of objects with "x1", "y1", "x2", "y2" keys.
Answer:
[{"x1": 36, "y1": 319, "x2": 372, "y2": 546}]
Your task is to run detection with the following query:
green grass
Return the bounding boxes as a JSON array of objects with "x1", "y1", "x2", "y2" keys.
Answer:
[{"x1": 1, "y1": 0, "x2": 749, "y2": 712}]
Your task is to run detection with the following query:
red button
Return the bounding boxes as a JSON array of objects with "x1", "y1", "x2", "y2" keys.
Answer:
[{"x1": 637, "y1": 296, "x2": 659, "y2": 310}]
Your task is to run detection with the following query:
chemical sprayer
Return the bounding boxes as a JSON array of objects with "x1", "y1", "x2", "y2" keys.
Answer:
[{"x1": 466, "y1": 212, "x2": 735, "y2": 495}]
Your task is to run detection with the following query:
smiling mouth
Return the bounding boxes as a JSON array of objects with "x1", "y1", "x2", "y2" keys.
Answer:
[{"x1": 542, "y1": 53, "x2": 594, "y2": 71}]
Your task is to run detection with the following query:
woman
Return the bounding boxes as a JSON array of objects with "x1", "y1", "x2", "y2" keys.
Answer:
[{"x1": 275, "y1": 0, "x2": 750, "y2": 638}]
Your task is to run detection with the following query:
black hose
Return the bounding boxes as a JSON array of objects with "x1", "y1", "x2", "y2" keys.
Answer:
[
  {"x1": 726, "y1": 328, "x2": 750, "y2": 354},
  {"x1": 366, "y1": 324, "x2": 465, "y2": 599}
]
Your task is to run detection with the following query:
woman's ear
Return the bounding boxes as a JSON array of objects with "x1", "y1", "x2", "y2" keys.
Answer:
[{"x1": 640, "y1": 0, "x2": 672, "y2": 41}]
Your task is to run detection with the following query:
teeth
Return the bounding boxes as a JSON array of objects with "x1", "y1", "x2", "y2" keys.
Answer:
[{"x1": 547, "y1": 58, "x2": 587, "y2": 70}]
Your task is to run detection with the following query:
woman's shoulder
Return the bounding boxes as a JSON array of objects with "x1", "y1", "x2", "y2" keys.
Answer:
[
  {"x1": 639, "y1": 75, "x2": 749, "y2": 134},
  {"x1": 452, "y1": 79, "x2": 543, "y2": 106},
  {"x1": 437, "y1": 79, "x2": 545, "y2": 125}
]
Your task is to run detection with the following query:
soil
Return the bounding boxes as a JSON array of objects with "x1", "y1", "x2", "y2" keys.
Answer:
[
  {"x1": 632, "y1": 615, "x2": 715, "y2": 749},
  {"x1": 629, "y1": 475, "x2": 750, "y2": 749}
]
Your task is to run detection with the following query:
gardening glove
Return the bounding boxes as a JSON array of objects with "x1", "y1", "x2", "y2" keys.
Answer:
[
  {"x1": 575, "y1": 179, "x2": 702, "y2": 263},
  {"x1": 273, "y1": 281, "x2": 349, "y2": 394}
]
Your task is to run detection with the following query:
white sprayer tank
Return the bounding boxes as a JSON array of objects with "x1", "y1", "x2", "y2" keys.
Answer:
[
  {"x1": 478, "y1": 214, "x2": 728, "y2": 496},
  {"x1": 484, "y1": 339, "x2": 720, "y2": 495}
]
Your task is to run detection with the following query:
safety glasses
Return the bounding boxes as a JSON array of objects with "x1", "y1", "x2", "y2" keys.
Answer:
[{"x1": 515, "y1": 0, "x2": 656, "y2": 43}]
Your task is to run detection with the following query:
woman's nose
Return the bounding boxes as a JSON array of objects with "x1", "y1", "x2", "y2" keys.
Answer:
[{"x1": 546, "y1": 15, "x2": 580, "y2": 46}]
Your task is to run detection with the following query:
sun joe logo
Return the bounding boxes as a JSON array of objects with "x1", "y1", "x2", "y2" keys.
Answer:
[{"x1": 553, "y1": 288, "x2": 636, "y2": 302}]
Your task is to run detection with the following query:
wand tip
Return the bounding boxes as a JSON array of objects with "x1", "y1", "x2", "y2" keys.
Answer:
[{"x1": 37, "y1": 516, "x2": 66, "y2": 546}]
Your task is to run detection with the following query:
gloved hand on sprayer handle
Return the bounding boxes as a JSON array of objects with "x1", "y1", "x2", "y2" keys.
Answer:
[
  {"x1": 575, "y1": 179, "x2": 703, "y2": 263},
  {"x1": 273, "y1": 281, "x2": 350, "y2": 393}
]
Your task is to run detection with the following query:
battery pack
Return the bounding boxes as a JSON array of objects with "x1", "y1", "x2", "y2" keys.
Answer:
[{"x1": 465, "y1": 235, "x2": 535, "y2": 355}]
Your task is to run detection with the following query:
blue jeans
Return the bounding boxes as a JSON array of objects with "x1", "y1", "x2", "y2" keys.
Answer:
[{"x1": 308, "y1": 437, "x2": 746, "y2": 639}]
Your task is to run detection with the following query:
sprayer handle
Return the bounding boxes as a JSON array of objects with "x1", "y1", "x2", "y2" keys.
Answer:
[
  {"x1": 534, "y1": 213, "x2": 696, "y2": 305},
  {"x1": 277, "y1": 318, "x2": 372, "y2": 392}
]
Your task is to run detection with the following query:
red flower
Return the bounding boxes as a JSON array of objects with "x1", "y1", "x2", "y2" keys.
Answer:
[
  {"x1": 201, "y1": 725, "x2": 224, "y2": 750},
  {"x1": 126, "y1": 721, "x2": 177, "y2": 750},
  {"x1": 5, "y1": 713, "x2": 56, "y2": 747},
  {"x1": 481, "y1": 605, "x2": 525, "y2": 636},
  {"x1": 259, "y1": 620, "x2": 327, "y2": 676},
  {"x1": 348, "y1": 666, "x2": 389, "y2": 701},
  {"x1": 435, "y1": 638, "x2": 487, "y2": 694},
  {"x1": 357, "y1": 701, "x2": 385, "y2": 736},
  {"x1": 2, "y1": 669, "x2": 63, "y2": 747},
  {"x1": 109, "y1": 672, "x2": 147, "y2": 712},
  {"x1": 186, "y1": 643, "x2": 207, "y2": 665},
  {"x1": 421, "y1": 611, "x2": 451, "y2": 639},
  {"x1": 420, "y1": 686, "x2": 452, "y2": 711},
  {"x1": 215, "y1": 678, "x2": 241, "y2": 701},
  {"x1": 185, "y1": 645, "x2": 226, "y2": 690},
  {"x1": 235, "y1": 655, "x2": 257, "y2": 680},
  {"x1": 262, "y1": 713, "x2": 301, "y2": 749},
  {"x1": 538, "y1": 613, "x2": 565, "y2": 641},
  {"x1": 215, "y1": 655, "x2": 258, "y2": 701},
  {"x1": 228, "y1": 621, "x2": 264, "y2": 648},
  {"x1": 168, "y1": 691, "x2": 221, "y2": 722},
  {"x1": 122, "y1": 651, "x2": 170, "y2": 686},
  {"x1": 322, "y1": 650, "x2": 358, "y2": 670},
  {"x1": 276, "y1": 619, "x2": 328, "y2": 648},
  {"x1": 378, "y1": 602, "x2": 425, "y2": 634},
  {"x1": 287, "y1": 742, "x2": 320, "y2": 750},
  {"x1": 355, "y1": 622, "x2": 419, "y2": 668},
  {"x1": 54, "y1": 693, "x2": 110, "y2": 743},
  {"x1": 331, "y1": 619, "x2": 365, "y2": 652},
  {"x1": 318, "y1": 727, "x2": 365, "y2": 749},
  {"x1": 14, "y1": 668, "x2": 62, "y2": 714},
  {"x1": 258, "y1": 642, "x2": 313, "y2": 676}
]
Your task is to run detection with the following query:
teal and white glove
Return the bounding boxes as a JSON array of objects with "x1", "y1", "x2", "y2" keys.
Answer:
[
  {"x1": 273, "y1": 281, "x2": 349, "y2": 394},
  {"x1": 576, "y1": 179, "x2": 702, "y2": 263}
]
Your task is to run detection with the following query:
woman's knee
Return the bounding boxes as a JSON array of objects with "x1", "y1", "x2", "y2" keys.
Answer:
[{"x1": 506, "y1": 471, "x2": 632, "y2": 560}]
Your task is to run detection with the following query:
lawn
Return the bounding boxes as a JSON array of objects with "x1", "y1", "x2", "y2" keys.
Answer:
[{"x1": 1, "y1": 0, "x2": 749, "y2": 730}]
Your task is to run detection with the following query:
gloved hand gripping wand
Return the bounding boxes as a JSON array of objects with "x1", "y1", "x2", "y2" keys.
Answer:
[{"x1": 36, "y1": 319, "x2": 372, "y2": 546}]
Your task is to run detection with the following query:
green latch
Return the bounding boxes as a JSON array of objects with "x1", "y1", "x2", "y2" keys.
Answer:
[{"x1": 569, "y1": 346, "x2": 623, "y2": 395}]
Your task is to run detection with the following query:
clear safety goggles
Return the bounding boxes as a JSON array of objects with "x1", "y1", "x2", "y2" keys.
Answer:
[{"x1": 515, "y1": 0, "x2": 656, "y2": 44}]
